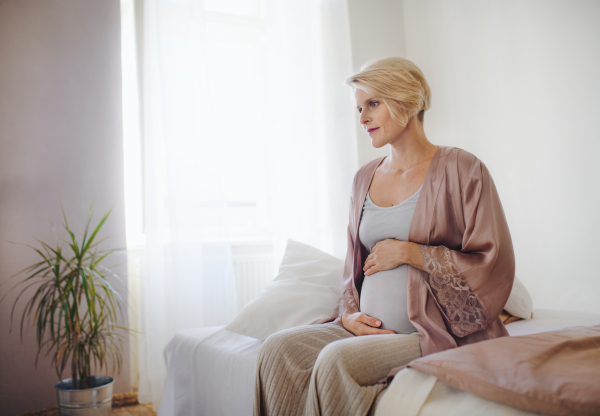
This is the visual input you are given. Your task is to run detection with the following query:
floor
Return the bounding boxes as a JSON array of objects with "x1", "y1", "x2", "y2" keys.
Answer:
[
  {"x1": 110, "y1": 403, "x2": 157, "y2": 416},
  {"x1": 15, "y1": 393, "x2": 157, "y2": 416}
]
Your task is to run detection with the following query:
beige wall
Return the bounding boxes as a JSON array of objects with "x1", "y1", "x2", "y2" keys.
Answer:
[{"x1": 0, "y1": 1, "x2": 129, "y2": 414}]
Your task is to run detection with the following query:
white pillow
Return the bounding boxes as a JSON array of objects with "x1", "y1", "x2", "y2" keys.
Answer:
[
  {"x1": 225, "y1": 238, "x2": 343, "y2": 340},
  {"x1": 504, "y1": 275, "x2": 534, "y2": 320},
  {"x1": 225, "y1": 239, "x2": 534, "y2": 340}
]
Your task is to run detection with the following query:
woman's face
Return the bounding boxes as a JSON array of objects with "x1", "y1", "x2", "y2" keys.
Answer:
[{"x1": 354, "y1": 87, "x2": 406, "y2": 148}]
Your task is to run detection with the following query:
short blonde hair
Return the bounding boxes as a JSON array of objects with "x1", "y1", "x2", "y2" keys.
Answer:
[{"x1": 345, "y1": 57, "x2": 431, "y2": 126}]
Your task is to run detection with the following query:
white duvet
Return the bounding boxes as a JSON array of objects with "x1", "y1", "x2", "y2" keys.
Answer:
[{"x1": 157, "y1": 308, "x2": 600, "y2": 416}]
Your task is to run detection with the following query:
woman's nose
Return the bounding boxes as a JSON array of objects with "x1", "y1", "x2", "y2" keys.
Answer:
[{"x1": 360, "y1": 112, "x2": 370, "y2": 125}]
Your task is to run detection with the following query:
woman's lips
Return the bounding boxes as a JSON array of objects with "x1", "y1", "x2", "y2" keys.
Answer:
[{"x1": 368, "y1": 128, "x2": 379, "y2": 134}]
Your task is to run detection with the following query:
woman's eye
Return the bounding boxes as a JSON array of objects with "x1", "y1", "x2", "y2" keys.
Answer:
[{"x1": 371, "y1": 101, "x2": 379, "y2": 108}]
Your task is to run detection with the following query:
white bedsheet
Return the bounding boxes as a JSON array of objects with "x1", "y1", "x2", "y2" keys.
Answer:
[
  {"x1": 159, "y1": 326, "x2": 263, "y2": 416},
  {"x1": 157, "y1": 309, "x2": 600, "y2": 416}
]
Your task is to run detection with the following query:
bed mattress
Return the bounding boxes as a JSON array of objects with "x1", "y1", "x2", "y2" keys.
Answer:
[{"x1": 157, "y1": 308, "x2": 600, "y2": 416}]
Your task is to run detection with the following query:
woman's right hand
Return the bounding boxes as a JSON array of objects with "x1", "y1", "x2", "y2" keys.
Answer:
[{"x1": 342, "y1": 311, "x2": 396, "y2": 336}]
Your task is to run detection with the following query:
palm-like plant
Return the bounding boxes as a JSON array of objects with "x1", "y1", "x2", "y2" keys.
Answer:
[{"x1": 2, "y1": 206, "x2": 130, "y2": 389}]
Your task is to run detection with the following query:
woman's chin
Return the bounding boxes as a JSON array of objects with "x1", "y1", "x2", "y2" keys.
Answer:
[{"x1": 370, "y1": 139, "x2": 388, "y2": 149}]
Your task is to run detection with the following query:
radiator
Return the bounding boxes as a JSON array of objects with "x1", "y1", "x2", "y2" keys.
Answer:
[{"x1": 232, "y1": 253, "x2": 275, "y2": 312}]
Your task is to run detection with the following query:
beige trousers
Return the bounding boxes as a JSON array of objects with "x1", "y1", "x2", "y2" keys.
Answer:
[{"x1": 253, "y1": 323, "x2": 422, "y2": 416}]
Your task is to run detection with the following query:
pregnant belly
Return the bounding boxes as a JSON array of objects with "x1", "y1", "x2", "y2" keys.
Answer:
[{"x1": 359, "y1": 265, "x2": 417, "y2": 334}]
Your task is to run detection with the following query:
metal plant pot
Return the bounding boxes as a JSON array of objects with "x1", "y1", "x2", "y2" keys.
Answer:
[{"x1": 55, "y1": 376, "x2": 115, "y2": 416}]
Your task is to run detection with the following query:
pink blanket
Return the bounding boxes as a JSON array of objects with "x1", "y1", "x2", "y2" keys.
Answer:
[{"x1": 405, "y1": 325, "x2": 600, "y2": 416}]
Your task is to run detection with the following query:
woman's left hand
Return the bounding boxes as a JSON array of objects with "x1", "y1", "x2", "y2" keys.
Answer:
[{"x1": 363, "y1": 239, "x2": 421, "y2": 276}]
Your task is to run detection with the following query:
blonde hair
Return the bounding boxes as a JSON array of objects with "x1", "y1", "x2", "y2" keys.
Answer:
[{"x1": 345, "y1": 57, "x2": 431, "y2": 126}]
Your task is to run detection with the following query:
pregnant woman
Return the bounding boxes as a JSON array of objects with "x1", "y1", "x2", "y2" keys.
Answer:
[{"x1": 253, "y1": 57, "x2": 515, "y2": 416}]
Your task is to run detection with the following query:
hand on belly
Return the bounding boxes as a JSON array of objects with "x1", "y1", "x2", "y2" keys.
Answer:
[
  {"x1": 341, "y1": 310, "x2": 396, "y2": 336},
  {"x1": 364, "y1": 238, "x2": 408, "y2": 276},
  {"x1": 360, "y1": 265, "x2": 416, "y2": 334}
]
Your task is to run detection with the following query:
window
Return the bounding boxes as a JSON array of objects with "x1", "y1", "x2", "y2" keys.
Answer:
[{"x1": 121, "y1": 0, "x2": 274, "y2": 247}]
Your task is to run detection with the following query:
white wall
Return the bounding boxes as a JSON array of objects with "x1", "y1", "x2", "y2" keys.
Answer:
[
  {"x1": 0, "y1": 1, "x2": 129, "y2": 414},
  {"x1": 402, "y1": 0, "x2": 600, "y2": 314},
  {"x1": 349, "y1": 0, "x2": 600, "y2": 314}
]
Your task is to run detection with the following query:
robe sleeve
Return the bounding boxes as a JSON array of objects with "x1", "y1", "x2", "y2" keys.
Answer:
[
  {"x1": 417, "y1": 159, "x2": 515, "y2": 338},
  {"x1": 329, "y1": 174, "x2": 360, "y2": 327},
  {"x1": 328, "y1": 223, "x2": 359, "y2": 327}
]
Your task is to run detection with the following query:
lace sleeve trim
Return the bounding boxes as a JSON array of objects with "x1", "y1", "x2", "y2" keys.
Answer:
[
  {"x1": 338, "y1": 288, "x2": 359, "y2": 318},
  {"x1": 418, "y1": 245, "x2": 487, "y2": 337}
]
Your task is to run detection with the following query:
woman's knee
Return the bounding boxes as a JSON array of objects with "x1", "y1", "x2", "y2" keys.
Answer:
[
  {"x1": 258, "y1": 324, "x2": 335, "y2": 366},
  {"x1": 312, "y1": 334, "x2": 421, "y2": 387},
  {"x1": 264, "y1": 324, "x2": 324, "y2": 347},
  {"x1": 259, "y1": 325, "x2": 310, "y2": 361},
  {"x1": 312, "y1": 339, "x2": 352, "y2": 381}
]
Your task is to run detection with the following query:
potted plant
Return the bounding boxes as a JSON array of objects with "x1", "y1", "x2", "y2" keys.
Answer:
[{"x1": 2, "y1": 206, "x2": 131, "y2": 415}]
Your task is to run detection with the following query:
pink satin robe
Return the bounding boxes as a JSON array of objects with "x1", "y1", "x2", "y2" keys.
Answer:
[{"x1": 320, "y1": 146, "x2": 515, "y2": 368}]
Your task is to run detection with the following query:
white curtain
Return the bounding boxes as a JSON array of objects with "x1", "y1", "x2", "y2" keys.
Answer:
[
  {"x1": 136, "y1": 0, "x2": 357, "y2": 410},
  {"x1": 137, "y1": 0, "x2": 238, "y2": 408},
  {"x1": 261, "y1": 0, "x2": 358, "y2": 267}
]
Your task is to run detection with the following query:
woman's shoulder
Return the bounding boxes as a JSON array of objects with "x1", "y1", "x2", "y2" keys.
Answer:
[
  {"x1": 441, "y1": 144, "x2": 485, "y2": 170},
  {"x1": 439, "y1": 145, "x2": 481, "y2": 166},
  {"x1": 350, "y1": 146, "x2": 488, "y2": 188},
  {"x1": 358, "y1": 156, "x2": 386, "y2": 173},
  {"x1": 440, "y1": 146, "x2": 491, "y2": 186},
  {"x1": 352, "y1": 156, "x2": 386, "y2": 184}
]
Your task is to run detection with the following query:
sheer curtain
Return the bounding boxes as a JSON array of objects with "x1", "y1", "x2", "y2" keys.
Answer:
[
  {"x1": 135, "y1": 0, "x2": 357, "y2": 409},
  {"x1": 264, "y1": 0, "x2": 358, "y2": 265}
]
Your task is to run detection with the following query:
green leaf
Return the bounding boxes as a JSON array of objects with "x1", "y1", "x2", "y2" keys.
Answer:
[
  {"x1": 82, "y1": 208, "x2": 112, "y2": 256},
  {"x1": 7, "y1": 203, "x2": 130, "y2": 382},
  {"x1": 78, "y1": 267, "x2": 96, "y2": 329}
]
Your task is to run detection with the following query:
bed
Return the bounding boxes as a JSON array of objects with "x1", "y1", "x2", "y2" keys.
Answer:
[{"x1": 157, "y1": 307, "x2": 600, "y2": 416}]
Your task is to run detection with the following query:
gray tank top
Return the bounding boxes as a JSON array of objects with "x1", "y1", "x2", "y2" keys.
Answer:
[{"x1": 358, "y1": 185, "x2": 421, "y2": 334}]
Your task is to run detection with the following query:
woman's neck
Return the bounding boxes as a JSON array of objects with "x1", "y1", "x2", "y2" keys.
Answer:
[{"x1": 384, "y1": 117, "x2": 437, "y2": 174}]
